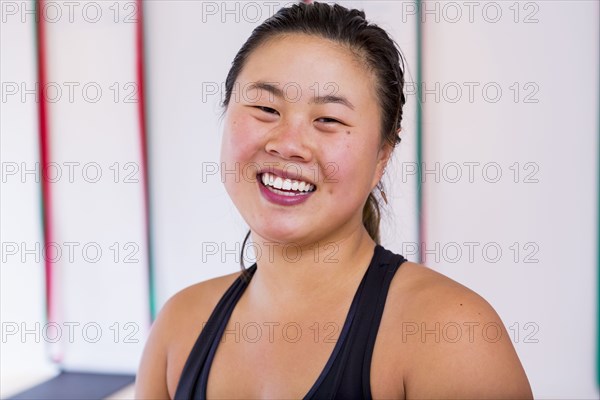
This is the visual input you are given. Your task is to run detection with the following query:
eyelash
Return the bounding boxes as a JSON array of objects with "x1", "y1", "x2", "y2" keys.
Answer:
[
  {"x1": 256, "y1": 106, "x2": 278, "y2": 115},
  {"x1": 254, "y1": 106, "x2": 342, "y2": 124},
  {"x1": 317, "y1": 117, "x2": 341, "y2": 124}
]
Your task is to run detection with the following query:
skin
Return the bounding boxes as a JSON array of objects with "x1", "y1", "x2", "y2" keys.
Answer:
[{"x1": 135, "y1": 34, "x2": 533, "y2": 399}]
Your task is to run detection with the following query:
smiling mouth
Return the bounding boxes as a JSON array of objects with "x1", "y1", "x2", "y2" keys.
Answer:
[{"x1": 258, "y1": 172, "x2": 317, "y2": 196}]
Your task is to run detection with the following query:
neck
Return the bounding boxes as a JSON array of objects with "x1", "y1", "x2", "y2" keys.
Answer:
[{"x1": 245, "y1": 227, "x2": 378, "y2": 314}]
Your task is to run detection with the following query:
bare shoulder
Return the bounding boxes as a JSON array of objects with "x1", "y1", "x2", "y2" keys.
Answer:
[
  {"x1": 162, "y1": 271, "x2": 242, "y2": 326},
  {"x1": 380, "y1": 261, "x2": 533, "y2": 399},
  {"x1": 389, "y1": 261, "x2": 497, "y2": 319},
  {"x1": 135, "y1": 270, "x2": 242, "y2": 399}
]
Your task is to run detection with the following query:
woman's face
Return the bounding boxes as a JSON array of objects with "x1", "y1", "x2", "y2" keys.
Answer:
[{"x1": 220, "y1": 33, "x2": 391, "y2": 246}]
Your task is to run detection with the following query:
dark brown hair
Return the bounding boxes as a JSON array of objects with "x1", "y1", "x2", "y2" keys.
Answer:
[{"x1": 221, "y1": 1, "x2": 406, "y2": 276}]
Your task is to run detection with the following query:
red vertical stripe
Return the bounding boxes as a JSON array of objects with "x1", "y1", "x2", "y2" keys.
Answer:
[
  {"x1": 135, "y1": 0, "x2": 148, "y2": 165},
  {"x1": 36, "y1": 0, "x2": 56, "y2": 333},
  {"x1": 135, "y1": 0, "x2": 155, "y2": 321}
]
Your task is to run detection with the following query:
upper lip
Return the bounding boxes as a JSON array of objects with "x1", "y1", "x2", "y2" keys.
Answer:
[{"x1": 257, "y1": 166, "x2": 317, "y2": 187}]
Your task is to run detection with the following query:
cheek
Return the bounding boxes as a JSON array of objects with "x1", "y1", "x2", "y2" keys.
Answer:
[
  {"x1": 324, "y1": 135, "x2": 381, "y2": 189},
  {"x1": 221, "y1": 115, "x2": 262, "y2": 164},
  {"x1": 220, "y1": 116, "x2": 263, "y2": 196}
]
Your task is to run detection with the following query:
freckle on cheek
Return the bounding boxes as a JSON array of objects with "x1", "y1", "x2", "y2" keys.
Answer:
[{"x1": 346, "y1": 130, "x2": 351, "y2": 135}]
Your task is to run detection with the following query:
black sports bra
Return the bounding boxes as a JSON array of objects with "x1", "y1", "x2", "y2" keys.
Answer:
[{"x1": 174, "y1": 244, "x2": 407, "y2": 399}]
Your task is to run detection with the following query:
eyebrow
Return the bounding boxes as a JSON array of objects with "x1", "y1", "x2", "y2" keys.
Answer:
[{"x1": 246, "y1": 81, "x2": 355, "y2": 110}]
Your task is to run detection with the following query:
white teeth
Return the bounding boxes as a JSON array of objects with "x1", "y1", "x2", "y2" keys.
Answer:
[
  {"x1": 274, "y1": 176, "x2": 283, "y2": 189},
  {"x1": 260, "y1": 172, "x2": 315, "y2": 193}
]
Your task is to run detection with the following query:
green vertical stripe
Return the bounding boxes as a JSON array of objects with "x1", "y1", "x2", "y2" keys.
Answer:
[{"x1": 416, "y1": 0, "x2": 424, "y2": 264}]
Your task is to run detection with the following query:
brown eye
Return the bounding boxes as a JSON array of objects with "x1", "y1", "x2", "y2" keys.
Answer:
[
  {"x1": 316, "y1": 117, "x2": 341, "y2": 124},
  {"x1": 256, "y1": 106, "x2": 279, "y2": 115}
]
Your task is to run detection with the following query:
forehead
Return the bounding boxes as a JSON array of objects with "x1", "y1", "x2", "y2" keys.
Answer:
[{"x1": 237, "y1": 33, "x2": 379, "y2": 106}]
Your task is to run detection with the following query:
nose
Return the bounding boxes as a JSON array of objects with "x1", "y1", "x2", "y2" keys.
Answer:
[{"x1": 264, "y1": 119, "x2": 313, "y2": 162}]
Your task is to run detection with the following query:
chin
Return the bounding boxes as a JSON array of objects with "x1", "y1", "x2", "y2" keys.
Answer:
[
  {"x1": 251, "y1": 220, "x2": 352, "y2": 251},
  {"x1": 251, "y1": 225, "x2": 312, "y2": 246}
]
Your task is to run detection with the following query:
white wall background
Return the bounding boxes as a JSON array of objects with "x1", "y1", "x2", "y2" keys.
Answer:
[
  {"x1": 1, "y1": 0, "x2": 151, "y2": 395},
  {"x1": 1, "y1": 0, "x2": 56, "y2": 391},
  {"x1": 43, "y1": 1, "x2": 151, "y2": 373},
  {"x1": 1, "y1": 0, "x2": 598, "y2": 398},
  {"x1": 421, "y1": 1, "x2": 598, "y2": 397}
]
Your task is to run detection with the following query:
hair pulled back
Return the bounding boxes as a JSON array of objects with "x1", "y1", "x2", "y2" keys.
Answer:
[{"x1": 222, "y1": 2, "x2": 407, "y2": 275}]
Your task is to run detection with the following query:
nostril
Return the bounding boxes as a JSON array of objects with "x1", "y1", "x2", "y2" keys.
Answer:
[{"x1": 264, "y1": 131, "x2": 312, "y2": 162}]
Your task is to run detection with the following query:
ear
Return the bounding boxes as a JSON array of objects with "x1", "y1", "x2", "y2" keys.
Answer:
[{"x1": 372, "y1": 141, "x2": 394, "y2": 187}]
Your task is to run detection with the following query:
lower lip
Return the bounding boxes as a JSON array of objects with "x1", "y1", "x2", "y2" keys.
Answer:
[{"x1": 258, "y1": 177, "x2": 314, "y2": 206}]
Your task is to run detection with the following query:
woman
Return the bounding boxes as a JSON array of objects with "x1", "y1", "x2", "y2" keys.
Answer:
[{"x1": 135, "y1": 2, "x2": 533, "y2": 398}]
